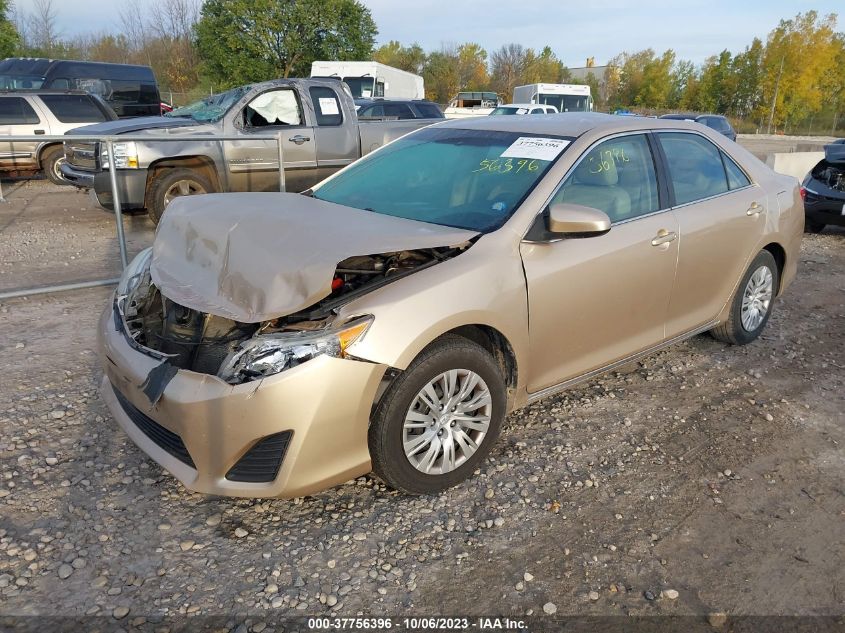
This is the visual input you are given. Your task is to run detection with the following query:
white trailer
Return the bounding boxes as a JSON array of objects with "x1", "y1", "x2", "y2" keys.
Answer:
[
  {"x1": 310, "y1": 61, "x2": 424, "y2": 100},
  {"x1": 512, "y1": 83, "x2": 593, "y2": 113}
]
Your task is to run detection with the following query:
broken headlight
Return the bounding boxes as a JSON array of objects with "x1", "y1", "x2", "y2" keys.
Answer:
[
  {"x1": 217, "y1": 316, "x2": 373, "y2": 384},
  {"x1": 116, "y1": 247, "x2": 153, "y2": 298}
]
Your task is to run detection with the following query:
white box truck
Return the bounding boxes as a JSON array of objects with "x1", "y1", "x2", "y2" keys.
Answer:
[
  {"x1": 310, "y1": 61, "x2": 424, "y2": 100},
  {"x1": 512, "y1": 83, "x2": 593, "y2": 112}
]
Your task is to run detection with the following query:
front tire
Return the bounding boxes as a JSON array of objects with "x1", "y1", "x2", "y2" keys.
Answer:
[
  {"x1": 369, "y1": 335, "x2": 507, "y2": 495},
  {"x1": 147, "y1": 168, "x2": 213, "y2": 224},
  {"x1": 41, "y1": 145, "x2": 67, "y2": 185},
  {"x1": 711, "y1": 250, "x2": 779, "y2": 345}
]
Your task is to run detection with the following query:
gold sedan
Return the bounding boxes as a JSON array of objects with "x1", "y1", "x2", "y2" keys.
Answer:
[{"x1": 99, "y1": 114, "x2": 803, "y2": 497}]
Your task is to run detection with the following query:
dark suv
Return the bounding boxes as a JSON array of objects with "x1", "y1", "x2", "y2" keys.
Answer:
[
  {"x1": 355, "y1": 98, "x2": 443, "y2": 120},
  {"x1": 660, "y1": 113, "x2": 737, "y2": 142}
]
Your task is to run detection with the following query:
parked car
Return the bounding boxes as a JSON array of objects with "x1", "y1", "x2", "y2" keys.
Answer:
[
  {"x1": 60, "y1": 79, "x2": 439, "y2": 224},
  {"x1": 0, "y1": 58, "x2": 162, "y2": 118},
  {"x1": 354, "y1": 98, "x2": 443, "y2": 120},
  {"x1": 98, "y1": 114, "x2": 802, "y2": 499},
  {"x1": 660, "y1": 113, "x2": 737, "y2": 141},
  {"x1": 802, "y1": 139, "x2": 845, "y2": 233},
  {"x1": 490, "y1": 104, "x2": 558, "y2": 115},
  {"x1": 0, "y1": 90, "x2": 117, "y2": 183}
]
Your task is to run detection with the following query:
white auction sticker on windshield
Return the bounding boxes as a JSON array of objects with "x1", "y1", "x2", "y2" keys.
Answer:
[
  {"x1": 318, "y1": 98, "x2": 340, "y2": 115},
  {"x1": 500, "y1": 137, "x2": 569, "y2": 161}
]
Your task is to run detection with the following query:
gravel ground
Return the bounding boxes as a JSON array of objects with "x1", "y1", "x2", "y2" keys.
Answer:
[{"x1": 0, "y1": 179, "x2": 843, "y2": 625}]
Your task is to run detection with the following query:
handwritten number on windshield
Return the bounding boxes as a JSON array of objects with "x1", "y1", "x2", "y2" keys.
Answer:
[{"x1": 474, "y1": 158, "x2": 540, "y2": 174}]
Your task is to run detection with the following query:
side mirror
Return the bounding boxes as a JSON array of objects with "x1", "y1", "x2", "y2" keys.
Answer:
[{"x1": 547, "y1": 203, "x2": 611, "y2": 236}]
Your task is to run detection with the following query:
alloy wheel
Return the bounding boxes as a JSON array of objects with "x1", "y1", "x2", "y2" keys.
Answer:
[{"x1": 741, "y1": 265, "x2": 773, "y2": 331}]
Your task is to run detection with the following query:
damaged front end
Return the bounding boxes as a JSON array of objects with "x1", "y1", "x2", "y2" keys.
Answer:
[{"x1": 115, "y1": 244, "x2": 468, "y2": 386}]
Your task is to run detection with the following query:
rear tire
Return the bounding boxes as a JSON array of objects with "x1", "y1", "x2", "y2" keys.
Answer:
[
  {"x1": 804, "y1": 220, "x2": 825, "y2": 234},
  {"x1": 711, "y1": 250, "x2": 779, "y2": 345},
  {"x1": 40, "y1": 145, "x2": 66, "y2": 185},
  {"x1": 147, "y1": 168, "x2": 213, "y2": 224},
  {"x1": 369, "y1": 335, "x2": 507, "y2": 495}
]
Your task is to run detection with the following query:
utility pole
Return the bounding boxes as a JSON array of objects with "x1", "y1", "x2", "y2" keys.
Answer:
[{"x1": 767, "y1": 56, "x2": 784, "y2": 135}]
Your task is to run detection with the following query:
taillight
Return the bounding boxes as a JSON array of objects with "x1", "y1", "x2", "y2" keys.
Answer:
[{"x1": 799, "y1": 187, "x2": 806, "y2": 201}]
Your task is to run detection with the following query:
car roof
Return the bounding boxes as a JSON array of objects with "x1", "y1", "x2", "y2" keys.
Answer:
[
  {"x1": 498, "y1": 103, "x2": 550, "y2": 108},
  {"x1": 0, "y1": 89, "x2": 93, "y2": 96},
  {"x1": 355, "y1": 98, "x2": 435, "y2": 105},
  {"x1": 434, "y1": 112, "x2": 707, "y2": 137}
]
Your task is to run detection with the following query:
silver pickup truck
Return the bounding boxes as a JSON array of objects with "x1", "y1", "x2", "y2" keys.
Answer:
[{"x1": 60, "y1": 78, "x2": 439, "y2": 223}]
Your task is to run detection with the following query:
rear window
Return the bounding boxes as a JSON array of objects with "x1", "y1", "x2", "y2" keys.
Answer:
[
  {"x1": 0, "y1": 97, "x2": 40, "y2": 124},
  {"x1": 38, "y1": 95, "x2": 108, "y2": 123},
  {"x1": 412, "y1": 103, "x2": 443, "y2": 119}
]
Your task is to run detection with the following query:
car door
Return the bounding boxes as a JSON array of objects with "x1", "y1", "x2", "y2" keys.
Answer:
[
  {"x1": 0, "y1": 96, "x2": 48, "y2": 171},
  {"x1": 226, "y1": 87, "x2": 317, "y2": 193},
  {"x1": 655, "y1": 131, "x2": 766, "y2": 337},
  {"x1": 308, "y1": 85, "x2": 359, "y2": 183},
  {"x1": 520, "y1": 133, "x2": 679, "y2": 393}
]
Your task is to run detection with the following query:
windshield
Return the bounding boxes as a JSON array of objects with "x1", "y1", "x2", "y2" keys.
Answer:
[
  {"x1": 166, "y1": 86, "x2": 247, "y2": 122},
  {"x1": 538, "y1": 94, "x2": 589, "y2": 112},
  {"x1": 0, "y1": 75, "x2": 45, "y2": 89},
  {"x1": 313, "y1": 128, "x2": 570, "y2": 232}
]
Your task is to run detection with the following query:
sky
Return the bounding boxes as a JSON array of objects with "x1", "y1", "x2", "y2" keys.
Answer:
[{"x1": 13, "y1": 0, "x2": 843, "y2": 67}]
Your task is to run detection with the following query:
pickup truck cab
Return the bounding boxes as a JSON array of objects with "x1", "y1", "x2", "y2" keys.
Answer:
[{"x1": 60, "y1": 78, "x2": 439, "y2": 223}]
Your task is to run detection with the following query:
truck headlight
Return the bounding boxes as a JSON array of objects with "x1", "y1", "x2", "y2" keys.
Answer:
[
  {"x1": 218, "y1": 316, "x2": 373, "y2": 384},
  {"x1": 101, "y1": 141, "x2": 139, "y2": 169},
  {"x1": 116, "y1": 247, "x2": 152, "y2": 298}
]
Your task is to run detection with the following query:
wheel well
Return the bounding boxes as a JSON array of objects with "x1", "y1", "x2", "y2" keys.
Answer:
[
  {"x1": 762, "y1": 242, "x2": 786, "y2": 293},
  {"x1": 145, "y1": 156, "x2": 221, "y2": 206},
  {"x1": 447, "y1": 325, "x2": 518, "y2": 392},
  {"x1": 37, "y1": 143, "x2": 61, "y2": 165}
]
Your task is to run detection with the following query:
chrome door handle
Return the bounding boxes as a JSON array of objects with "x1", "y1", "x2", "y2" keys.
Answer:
[
  {"x1": 747, "y1": 202, "x2": 764, "y2": 216},
  {"x1": 289, "y1": 135, "x2": 311, "y2": 145},
  {"x1": 651, "y1": 230, "x2": 677, "y2": 246}
]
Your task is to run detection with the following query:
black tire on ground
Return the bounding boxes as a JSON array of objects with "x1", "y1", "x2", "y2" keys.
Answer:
[
  {"x1": 804, "y1": 220, "x2": 825, "y2": 234},
  {"x1": 369, "y1": 334, "x2": 507, "y2": 495},
  {"x1": 40, "y1": 145, "x2": 66, "y2": 185},
  {"x1": 147, "y1": 168, "x2": 214, "y2": 224},
  {"x1": 711, "y1": 250, "x2": 780, "y2": 346}
]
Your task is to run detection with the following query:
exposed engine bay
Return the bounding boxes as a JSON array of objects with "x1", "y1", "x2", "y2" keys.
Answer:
[
  {"x1": 119, "y1": 246, "x2": 466, "y2": 378},
  {"x1": 811, "y1": 160, "x2": 845, "y2": 193}
]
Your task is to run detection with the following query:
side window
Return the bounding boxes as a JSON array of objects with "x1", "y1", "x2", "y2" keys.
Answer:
[
  {"x1": 375, "y1": 81, "x2": 385, "y2": 97},
  {"x1": 309, "y1": 86, "x2": 343, "y2": 126},
  {"x1": 39, "y1": 95, "x2": 108, "y2": 123},
  {"x1": 530, "y1": 108, "x2": 545, "y2": 115},
  {"x1": 658, "y1": 132, "x2": 728, "y2": 205},
  {"x1": 244, "y1": 89, "x2": 303, "y2": 128},
  {"x1": 722, "y1": 152, "x2": 751, "y2": 189},
  {"x1": 0, "y1": 97, "x2": 40, "y2": 124},
  {"x1": 551, "y1": 134, "x2": 659, "y2": 223}
]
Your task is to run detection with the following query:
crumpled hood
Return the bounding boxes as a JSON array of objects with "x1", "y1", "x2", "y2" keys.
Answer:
[
  {"x1": 67, "y1": 116, "x2": 203, "y2": 136},
  {"x1": 150, "y1": 193, "x2": 478, "y2": 323}
]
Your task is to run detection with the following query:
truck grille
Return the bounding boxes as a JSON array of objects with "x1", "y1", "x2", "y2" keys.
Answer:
[{"x1": 64, "y1": 141, "x2": 98, "y2": 170}]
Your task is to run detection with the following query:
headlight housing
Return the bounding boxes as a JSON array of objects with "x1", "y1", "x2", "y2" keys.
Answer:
[
  {"x1": 116, "y1": 247, "x2": 153, "y2": 298},
  {"x1": 101, "y1": 141, "x2": 139, "y2": 169},
  {"x1": 218, "y1": 316, "x2": 373, "y2": 384}
]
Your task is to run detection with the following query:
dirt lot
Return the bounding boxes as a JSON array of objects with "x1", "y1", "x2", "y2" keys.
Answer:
[{"x1": 0, "y1": 175, "x2": 843, "y2": 628}]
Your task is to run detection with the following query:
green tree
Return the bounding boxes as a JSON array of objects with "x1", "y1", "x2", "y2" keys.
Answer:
[
  {"x1": 729, "y1": 38, "x2": 765, "y2": 117},
  {"x1": 373, "y1": 40, "x2": 426, "y2": 74},
  {"x1": 455, "y1": 43, "x2": 488, "y2": 91},
  {"x1": 0, "y1": 0, "x2": 19, "y2": 57},
  {"x1": 422, "y1": 48, "x2": 460, "y2": 103},
  {"x1": 524, "y1": 46, "x2": 564, "y2": 83},
  {"x1": 196, "y1": 0, "x2": 377, "y2": 87},
  {"x1": 695, "y1": 50, "x2": 733, "y2": 112}
]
